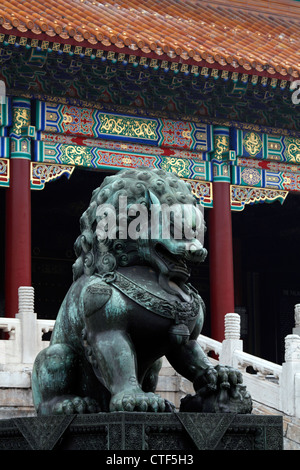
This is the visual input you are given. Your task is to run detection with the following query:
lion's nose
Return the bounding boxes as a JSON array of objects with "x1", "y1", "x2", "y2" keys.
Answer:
[
  {"x1": 185, "y1": 241, "x2": 207, "y2": 263},
  {"x1": 189, "y1": 243, "x2": 200, "y2": 253}
]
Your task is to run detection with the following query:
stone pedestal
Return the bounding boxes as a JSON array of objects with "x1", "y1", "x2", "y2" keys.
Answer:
[{"x1": 0, "y1": 412, "x2": 283, "y2": 451}]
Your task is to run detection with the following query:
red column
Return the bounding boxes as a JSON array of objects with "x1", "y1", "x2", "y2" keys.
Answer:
[
  {"x1": 209, "y1": 181, "x2": 235, "y2": 342},
  {"x1": 5, "y1": 98, "x2": 32, "y2": 318},
  {"x1": 5, "y1": 159, "x2": 31, "y2": 317}
]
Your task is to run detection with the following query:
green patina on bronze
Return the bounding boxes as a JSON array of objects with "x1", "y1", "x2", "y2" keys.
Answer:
[{"x1": 32, "y1": 167, "x2": 252, "y2": 415}]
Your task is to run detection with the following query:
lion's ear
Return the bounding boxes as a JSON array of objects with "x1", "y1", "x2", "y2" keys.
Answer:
[{"x1": 81, "y1": 234, "x2": 92, "y2": 254}]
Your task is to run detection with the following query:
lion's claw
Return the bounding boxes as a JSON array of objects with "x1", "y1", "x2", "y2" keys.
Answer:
[
  {"x1": 53, "y1": 396, "x2": 100, "y2": 415},
  {"x1": 110, "y1": 389, "x2": 166, "y2": 412}
]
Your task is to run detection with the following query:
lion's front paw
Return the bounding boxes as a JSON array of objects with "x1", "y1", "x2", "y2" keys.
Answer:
[
  {"x1": 194, "y1": 364, "x2": 243, "y2": 394},
  {"x1": 180, "y1": 364, "x2": 252, "y2": 414},
  {"x1": 110, "y1": 388, "x2": 166, "y2": 412},
  {"x1": 49, "y1": 396, "x2": 100, "y2": 415}
]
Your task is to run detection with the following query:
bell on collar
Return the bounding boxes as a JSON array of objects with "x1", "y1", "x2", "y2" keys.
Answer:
[{"x1": 169, "y1": 323, "x2": 190, "y2": 346}]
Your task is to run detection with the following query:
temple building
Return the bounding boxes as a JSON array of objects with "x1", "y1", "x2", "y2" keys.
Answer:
[{"x1": 0, "y1": 0, "x2": 300, "y2": 365}]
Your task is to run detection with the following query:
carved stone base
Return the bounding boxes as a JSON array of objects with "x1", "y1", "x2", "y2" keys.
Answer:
[{"x1": 0, "y1": 412, "x2": 283, "y2": 451}]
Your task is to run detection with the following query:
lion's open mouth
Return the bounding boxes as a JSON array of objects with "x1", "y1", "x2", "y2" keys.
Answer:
[
  {"x1": 154, "y1": 243, "x2": 192, "y2": 300},
  {"x1": 154, "y1": 243, "x2": 190, "y2": 280}
]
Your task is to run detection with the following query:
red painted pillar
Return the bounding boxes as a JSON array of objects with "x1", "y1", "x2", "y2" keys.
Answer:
[
  {"x1": 5, "y1": 98, "x2": 32, "y2": 318},
  {"x1": 209, "y1": 126, "x2": 235, "y2": 342},
  {"x1": 209, "y1": 181, "x2": 235, "y2": 341}
]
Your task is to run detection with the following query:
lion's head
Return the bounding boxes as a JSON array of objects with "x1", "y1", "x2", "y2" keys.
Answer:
[{"x1": 72, "y1": 167, "x2": 207, "y2": 293}]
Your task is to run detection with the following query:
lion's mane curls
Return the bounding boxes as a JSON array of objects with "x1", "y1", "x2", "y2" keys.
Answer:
[{"x1": 72, "y1": 167, "x2": 196, "y2": 281}]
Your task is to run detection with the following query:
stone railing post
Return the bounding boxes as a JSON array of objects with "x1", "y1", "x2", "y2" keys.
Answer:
[
  {"x1": 15, "y1": 286, "x2": 37, "y2": 363},
  {"x1": 219, "y1": 313, "x2": 243, "y2": 366},
  {"x1": 281, "y1": 334, "x2": 300, "y2": 417},
  {"x1": 293, "y1": 304, "x2": 300, "y2": 336}
]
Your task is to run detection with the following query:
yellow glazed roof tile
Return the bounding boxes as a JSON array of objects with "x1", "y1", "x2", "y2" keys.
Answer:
[{"x1": 1, "y1": 0, "x2": 300, "y2": 77}]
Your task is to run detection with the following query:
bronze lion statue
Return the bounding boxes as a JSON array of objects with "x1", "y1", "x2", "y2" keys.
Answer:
[{"x1": 32, "y1": 167, "x2": 251, "y2": 415}]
